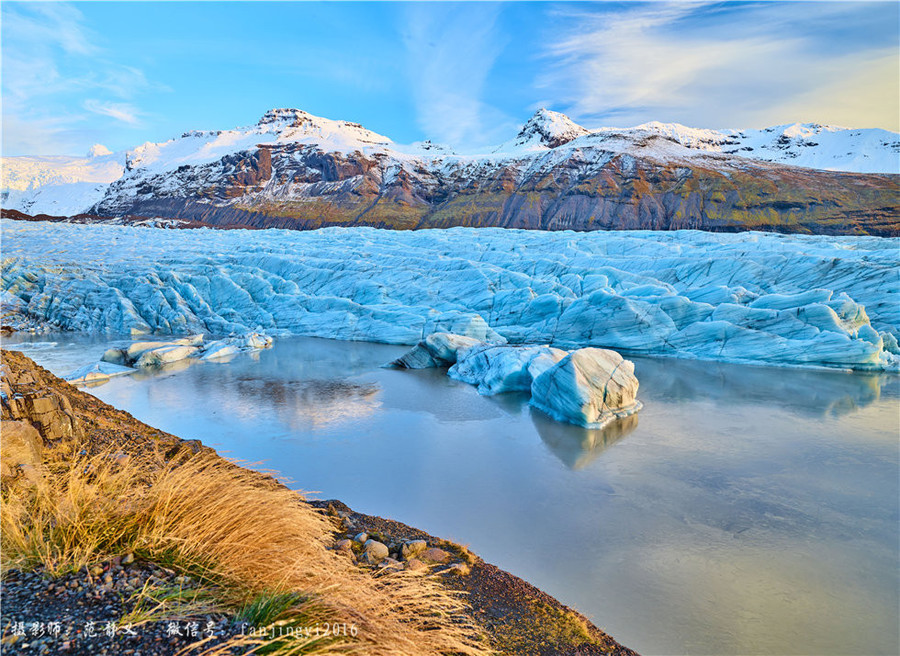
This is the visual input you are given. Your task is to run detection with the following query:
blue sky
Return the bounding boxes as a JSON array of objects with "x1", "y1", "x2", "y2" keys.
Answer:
[{"x1": 3, "y1": 1, "x2": 898, "y2": 156}]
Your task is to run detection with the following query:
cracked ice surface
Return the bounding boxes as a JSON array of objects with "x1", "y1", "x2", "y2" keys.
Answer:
[{"x1": 2, "y1": 220, "x2": 897, "y2": 370}]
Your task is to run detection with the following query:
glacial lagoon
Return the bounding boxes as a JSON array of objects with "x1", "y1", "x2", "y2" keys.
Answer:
[{"x1": 7, "y1": 333, "x2": 899, "y2": 656}]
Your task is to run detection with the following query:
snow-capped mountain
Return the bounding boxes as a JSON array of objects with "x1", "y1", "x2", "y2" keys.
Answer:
[
  {"x1": 2, "y1": 108, "x2": 898, "y2": 235},
  {"x1": 1, "y1": 146, "x2": 125, "y2": 216},
  {"x1": 123, "y1": 108, "x2": 393, "y2": 174},
  {"x1": 494, "y1": 108, "x2": 591, "y2": 151},
  {"x1": 626, "y1": 121, "x2": 899, "y2": 174}
]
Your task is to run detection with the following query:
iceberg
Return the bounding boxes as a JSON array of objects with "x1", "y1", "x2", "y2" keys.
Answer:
[
  {"x1": 65, "y1": 361, "x2": 137, "y2": 385},
  {"x1": 3, "y1": 220, "x2": 898, "y2": 371},
  {"x1": 391, "y1": 334, "x2": 642, "y2": 428},
  {"x1": 530, "y1": 348, "x2": 642, "y2": 428},
  {"x1": 387, "y1": 333, "x2": 492, "y2": 369},
  {"x1": 448, "y1": 344, "x2": 567, "y2": 395}
]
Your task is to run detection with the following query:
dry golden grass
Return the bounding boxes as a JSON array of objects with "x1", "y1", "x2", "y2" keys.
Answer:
[{"x1": 0, "y1": 448, "x2": 488, "y2": 655}]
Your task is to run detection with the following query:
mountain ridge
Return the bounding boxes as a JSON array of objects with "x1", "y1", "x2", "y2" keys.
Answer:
[{"x1": 2, "y1": 107, "x2": 898, "y2": 235}]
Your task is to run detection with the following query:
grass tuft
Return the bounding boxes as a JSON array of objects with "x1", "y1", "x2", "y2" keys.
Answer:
[{"x1": 1, "y1": 448, "x2": 487, "y2": 655}]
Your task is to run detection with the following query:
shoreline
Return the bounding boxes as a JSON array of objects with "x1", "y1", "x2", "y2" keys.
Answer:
[{"x1": 0, "y1": 348, "x2": 638, "y2": 655}]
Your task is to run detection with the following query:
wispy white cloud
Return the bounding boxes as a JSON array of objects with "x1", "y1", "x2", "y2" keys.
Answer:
[
  {"x1": 2, "y1": 2, "x2": 159, "y2": 155},
  {"x1": 400, "y1": 4, "x2": 517, "y2": 151},
  {"x1": 83, "y1": 100, "x2": 141, "y2": 125},
  {"x1": 3, "y1": 2, "x2": 98, "y2": 57},
  {"x1": 538, "y1": 2, "x2": 899, "y2": 131}
]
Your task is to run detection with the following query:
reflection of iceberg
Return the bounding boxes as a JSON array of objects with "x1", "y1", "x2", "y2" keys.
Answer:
[
  {"x1": 214, "y1": 375, "x2": 381, "y2": 430},
  {"x1": 122, "y1": 336, "x2": 395, "y2": 430},
  {"x1": 630, "y1": 355, "x2": 885, "y2": 418},
  {"x1": 533, "y1": 409, "x2": 639, "y2": 469},
  {"x1": 131, "y1": 356, "x2": 199, "y2": 379},
  {"x1": 281, "y1": 379, "x2": 381, "y2": 428}
]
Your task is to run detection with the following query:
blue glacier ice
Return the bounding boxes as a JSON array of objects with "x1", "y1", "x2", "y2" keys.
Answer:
[{"x1": 2, "y1": 220, "x2": 897, "y2": 371}]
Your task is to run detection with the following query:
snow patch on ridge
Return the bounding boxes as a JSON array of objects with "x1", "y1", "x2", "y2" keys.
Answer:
[
  {"x1": 1, "y1": 151, "x2": 126, "y2": 216},
  {"x1": 125, "y1": 108, "x2": 393, "y2": 176},
  {"x1": 628, "y1": 120, "x2": 900, "y2": 174},
  {"x1": 495, "y1": 108, "x2": 591, "y2": 152}
]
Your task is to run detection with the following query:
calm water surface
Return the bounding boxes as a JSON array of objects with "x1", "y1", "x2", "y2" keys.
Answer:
[{"x1": 8, "y1": 334, "x2": 899, "y2": 656}]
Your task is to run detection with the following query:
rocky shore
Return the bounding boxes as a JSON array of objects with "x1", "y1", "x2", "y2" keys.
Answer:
[{"x1": 1, "y1": 348, "x2": 637, "y2": 656}]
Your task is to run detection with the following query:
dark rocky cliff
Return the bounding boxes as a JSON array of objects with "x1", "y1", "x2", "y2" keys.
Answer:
[
  {"x1": 90, "y1": 142, "x2": 899, "y2": 236},
  {"x1": 71, "y1": 107, "x2": 900, "y2": 236}
]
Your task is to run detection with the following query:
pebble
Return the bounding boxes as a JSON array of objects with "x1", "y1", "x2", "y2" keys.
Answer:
[
  {"x1": 363, "y1": 540, "x2": 389, "y2": 564},
  {"x1": 2, "y1": 563, "x2": 244, "y2": 654},
  {"x1": 446, "y1": 562, "x2": 471, "y2": 575},
  {"x1": 377, "y1": 558, "x2": 403, "y2": 572},
  {"x1": 329, "y1": 513, "x2": 478, "y2": 579},
  {"x1": 420, "y1": 547, "x2": 451, "y2": 564},
  {"x1": 401, "y1": 540, "x2": 428, "y2": 560}
]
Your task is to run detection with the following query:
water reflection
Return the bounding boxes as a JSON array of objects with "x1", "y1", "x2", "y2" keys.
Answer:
[
  {"x1": 10, "y1": 332, "x2": 883, "y2": 422},
  {"x1": 227, "y1": 376, "x2": 381, "y2": 428},
  {"x1": 631, "y1": 355, "x2": 884, "y2": 417},
  {"x1": 532, "y1": 410, "x2": 639, "y2": 469},
  {"x1": 7, "y1": 333, "x2": 899, "y2": 656}
]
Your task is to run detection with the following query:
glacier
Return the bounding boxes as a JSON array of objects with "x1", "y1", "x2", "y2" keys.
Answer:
[{"x1": 2, "y1": 220, "x2": 898, "y2": 371}]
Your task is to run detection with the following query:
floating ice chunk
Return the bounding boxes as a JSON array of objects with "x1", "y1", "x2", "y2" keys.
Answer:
[
  {"x1": 101, "y1": 347, "x2": 128, "y2": 366},
  {"x1": 449, "y1": 344, "x2": 567, "y2": 395},
  {"x1": 72, "y1": 332, "x2": 274, "y2": 383},
  {"x1": 200, "y1": 343, "x2": 241, "y2": 360},
  {"x1": 134, "y1": 344, "x2": 201, "y2": 368},
  {"x1": 393, "y1": 334, "x2": 642, "y2": 427},
  {"x1": 424, "y1": 332, "x2": 490, "y2": 362},
  {"x1": 386, "y1": 343, "x2": 441, "y2": 369},
  {"x1": 530, "y1": 348, "x2": 642, "y2": 428},
  {"x1": 387, "y1": 332, "x2": 484, "y2": 369},
  {"x1": 229, "y1": 332, "x2": 274, "y2": 350},
  {"x1": 101, "y1": 334, "x2": 205, "y2": 367},
  {"x1": 65, "y1": 361, "x2": 136, "y2": 385}
]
